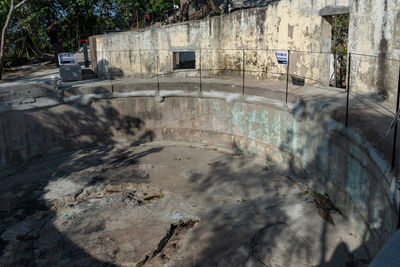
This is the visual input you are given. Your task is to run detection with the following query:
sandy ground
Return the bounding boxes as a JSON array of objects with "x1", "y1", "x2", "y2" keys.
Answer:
[{"x1": 0, "y1": 141, "x2": 370, "y2": 266}]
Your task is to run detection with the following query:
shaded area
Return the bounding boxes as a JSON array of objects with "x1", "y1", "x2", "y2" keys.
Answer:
[
  {"x1": 0, "y1": 142, "x2": 372, "y2": 266},
  {"x1": 0, "y1": 101, "x2": 158, "y2": 265},
  {"x1": 0, "y1": 92, "x2": 393, "y2": 266}
]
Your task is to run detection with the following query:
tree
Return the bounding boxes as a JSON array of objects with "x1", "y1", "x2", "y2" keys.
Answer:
[
  {"x1": 205, "y1": 0, "x2": 220, "y2": 13},
  {"x1": 0, "y1": 0, "x2": 28, "y2": 80},
  {"x1": 1, "y1": 0, "x2": 207, "y2": 75},
  {"x1": 331, "y1": 14, "x2": 349, "y2": 88}
]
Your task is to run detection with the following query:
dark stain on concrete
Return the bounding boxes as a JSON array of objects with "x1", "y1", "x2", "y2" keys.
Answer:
[
  {"x1": 256, "y1": 9, "x2": 266, "y2": 37},
  {"x1": 187, "y1": 23, "x2": 191, "y2": 42},
  {"x1": 377, "y1": 39, "x2": 389, "y2": 98},
  {"x1": 288, "y1": 25, "x2": 294, "y2": 39},
  {"x1": 377, "y1": 0, "x2": 389, "y2": 98}
]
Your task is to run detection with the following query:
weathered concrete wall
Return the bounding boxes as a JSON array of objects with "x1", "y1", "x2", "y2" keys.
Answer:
[
  {"x1": 348, "y1": 0, "x2": 400, "y2": 98},
  {"x1": 91, "y1": 0, "x2": 353, "y2": 86},
  {"x1": 0, "y1": 91, "x2": 397, "y2": 256},
  {"x1": 91, "y1": 0, "x2": 400, "y2": 97}
]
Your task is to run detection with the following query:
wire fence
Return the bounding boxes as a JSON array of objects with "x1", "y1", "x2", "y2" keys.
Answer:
[
  {"x1": 63, "y1": 47, "x2": 400, "y2": 175},
  {"x1": 89, "y1": 48, "x2": 338, "y2": 101}
]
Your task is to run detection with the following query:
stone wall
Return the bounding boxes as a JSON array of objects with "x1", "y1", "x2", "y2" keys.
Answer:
[
  {"x1": 90, "y1": 0, "x2": 400, "y2": 98},
  {"x1": 90, "y1": 0, "x2": 352, "y2": 87}
]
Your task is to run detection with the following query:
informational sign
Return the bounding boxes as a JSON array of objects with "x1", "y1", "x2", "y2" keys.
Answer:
[
  {"x1": 275, "y1": 51, "x2": 289, "y2": 65},
  {"x1": 58, "y1": 53, "x2": 77, "y2": 65}
]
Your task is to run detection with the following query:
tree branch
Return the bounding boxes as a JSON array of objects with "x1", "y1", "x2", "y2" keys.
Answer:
[
  {"x1": 1, "y1": 0, "x2": 15, "y2": 54},
  {"x1": 0, "y1": 0, "x2": 29, "y2": 79},
  {"x1": 14, "y1": 0, "x2": 29, "y2": 10}
]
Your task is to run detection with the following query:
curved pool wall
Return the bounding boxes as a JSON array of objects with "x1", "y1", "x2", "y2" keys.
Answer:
[{"x1": 0, "y1": 90, "x2": 397, "y2": 256}]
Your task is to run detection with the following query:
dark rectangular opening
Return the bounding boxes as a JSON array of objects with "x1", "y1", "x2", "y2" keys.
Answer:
[
  {"x1": 173, "y1": 51, "x2": 196, "y2": 70},
  {"x1": 291, "y1": 75, "x2": 305, "y2": 86}
]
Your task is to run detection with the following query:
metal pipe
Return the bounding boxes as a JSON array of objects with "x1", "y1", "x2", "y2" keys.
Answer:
[
  {"x1": 157, "y1": 51, "x2": 160, "y2": 92},
  {"x1": 392, "y1": 65, "x2": 400, "y2": 171},
  {"x1": 109, "y1": 51, "x2": 113, "y2": 92},
  {"x1": 396, "y1": 67, "x2": 400, "y2": 229},
  {"x1": 286, "y1": 50, "x2": 290, "y2": 103},
  {"x1": 345, "y1": 53, "x2": 351, "y2": 127},
  {"x1": 199, "y1": 48, "x2": 202, "y2": 94},
  {"x1": 334, "y1": 52, "x2": 338, "y2": 88},
  {"x1": 242, "y1": 49, "x2": 245, "y2": 95}
]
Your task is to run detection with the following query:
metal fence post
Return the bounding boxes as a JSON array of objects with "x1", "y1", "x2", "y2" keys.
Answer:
[
  {"x1": 109, "y1": 51, "x2": 113, "y2": 93},
  {"x1": 285, "y1": 50, "x2": 290, "y2": 103},
  {"x1": 334, "y1": 51, "x2": 338, "y2": 88},
  {"x1": 345, "y1": 53, "x2": 352, "y2": 127},
  {"x1": 391, "y1": 65, "x2": 400, "y2": 171},
  {"x1": 157, "y1": 50, "x2": 160, "y2": 93},
  {"x1": 242, "y1": 49, "x2": 245, "y2": 95},
  {"x1": 395, "y1": 66, "x2": 400, "y2": 229},
  {"x1": 199, "y1": 48, "x2": 202, "y2": 94}
]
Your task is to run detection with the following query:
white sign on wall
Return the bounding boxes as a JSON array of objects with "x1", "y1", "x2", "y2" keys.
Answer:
[
  {"x1": 58, "y1": 53, "x2": 77, "y2": 65},
  {"x1": 275, "y1": 51, "x2": 289, "y2": 65}
]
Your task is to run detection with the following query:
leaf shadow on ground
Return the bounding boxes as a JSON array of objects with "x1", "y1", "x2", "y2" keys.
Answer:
[
  {"x1": 0, "y1": 94, "x2": 393, "y2": 266},
  {"x1": 181, "y1": 152, "x2": 372, "y2": 266},
  {"x1": 0, "y1": 99, "x2": 162, "y2": 266}
]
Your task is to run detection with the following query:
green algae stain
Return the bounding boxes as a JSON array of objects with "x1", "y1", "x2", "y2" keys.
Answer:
[{"x1": 231, "y1": 103, "x2": 246, "y2": 136}]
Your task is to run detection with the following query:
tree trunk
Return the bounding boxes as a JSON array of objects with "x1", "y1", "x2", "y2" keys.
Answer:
[
  {"x1": 205, "y1": 0, "x2": 220, "y2": 13},
  {"x1": 0, "y1": 0, "x2": 29, "y2": 80},
  {"x1": 136, "y1": 9, "x2": 139, "y2": 28},
  {"x1": 189, "y1": 4, "x2": 210, "y2": 20},
  {"x1": 172, "y1": 0, "x2": 177, "y2": 22}
]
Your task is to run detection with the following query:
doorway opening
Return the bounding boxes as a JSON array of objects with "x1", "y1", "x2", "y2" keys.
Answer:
[{"x1": 328, "y1": 14, "x2": 349, "y2": 88}]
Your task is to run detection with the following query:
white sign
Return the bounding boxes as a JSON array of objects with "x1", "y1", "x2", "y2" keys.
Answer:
[
  {"x1": 58, "y1": 53, "x2": 77, "y2": 65},
  {"x1": 275, "y1": 51, "x2": 289, "y2": 65}
]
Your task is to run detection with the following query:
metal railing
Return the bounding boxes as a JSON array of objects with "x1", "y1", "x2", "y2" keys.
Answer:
[{"x1": 73, "y1": 48, "x2": 400, "y2": 176}]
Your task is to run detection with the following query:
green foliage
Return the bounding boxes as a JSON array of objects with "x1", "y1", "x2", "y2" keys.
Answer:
[
  {"x1": 331, "y1": 14, "x2": 349, "y2": 56},
  {"x1": 2, "y1": 0, "x2": 177, "y2": 68},
  {"x1": 331, "y1": 14, "x2": 349, "y2": 88}
]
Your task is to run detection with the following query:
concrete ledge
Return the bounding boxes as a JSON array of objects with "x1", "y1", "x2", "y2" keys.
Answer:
[
  {"x1": 319, "y1": 6, "x2": 350, "y2": 16},
  {"x1": 63, "y1": 85, "x2": 111, "y2": 97}
]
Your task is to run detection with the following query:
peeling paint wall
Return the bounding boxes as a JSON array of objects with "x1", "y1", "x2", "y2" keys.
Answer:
[
  {"x1": 91, "y1": 0, "x2": 352, "y2": 86},
  {"x1": 349, "y1": 0, "x2": 400, "y2": 98},
  {"x1": 91, "y1": 0, "x2": 400, "y2": 97}
]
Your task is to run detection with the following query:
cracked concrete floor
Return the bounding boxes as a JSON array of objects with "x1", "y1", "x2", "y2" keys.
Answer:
[{"x1": 0, "y1": 141, "x2": 370, "y2": 266}]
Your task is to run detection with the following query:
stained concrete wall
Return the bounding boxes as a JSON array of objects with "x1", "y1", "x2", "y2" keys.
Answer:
[
  {"x1": 90, "y1": 0, "x2": 400, "y2": 97},
  {"x1": 348, "y1": 0, "x2": 400, "y2": 98},
  {"x1": 0, "y1": 91, "x2": 397, "y2": 256},
  {"x1": 90, "y1": 0, "x2": 353, "y2": 86}
]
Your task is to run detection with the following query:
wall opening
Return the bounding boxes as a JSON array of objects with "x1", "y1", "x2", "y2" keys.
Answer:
[
  {"x1": 323, "y1": 14, "x2": 349, "y2": 89},
  {"x1": 173, "y1": 51, "x2": 196, "y2": 70}
]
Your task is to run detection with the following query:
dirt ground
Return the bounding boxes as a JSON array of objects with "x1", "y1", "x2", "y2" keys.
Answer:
[{"x1": 0, "y1": 141, "x2": 371, "y2": 266}]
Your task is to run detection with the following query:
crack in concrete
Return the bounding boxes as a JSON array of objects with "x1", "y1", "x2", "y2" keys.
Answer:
[{"x1": 137, "y1": 220, "x2": 199, "y2": 266}]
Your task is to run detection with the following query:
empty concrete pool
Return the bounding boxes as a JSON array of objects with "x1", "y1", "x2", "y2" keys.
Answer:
[{"x1": 0, "y1": 92, "x2": 397, "y2": 266}]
